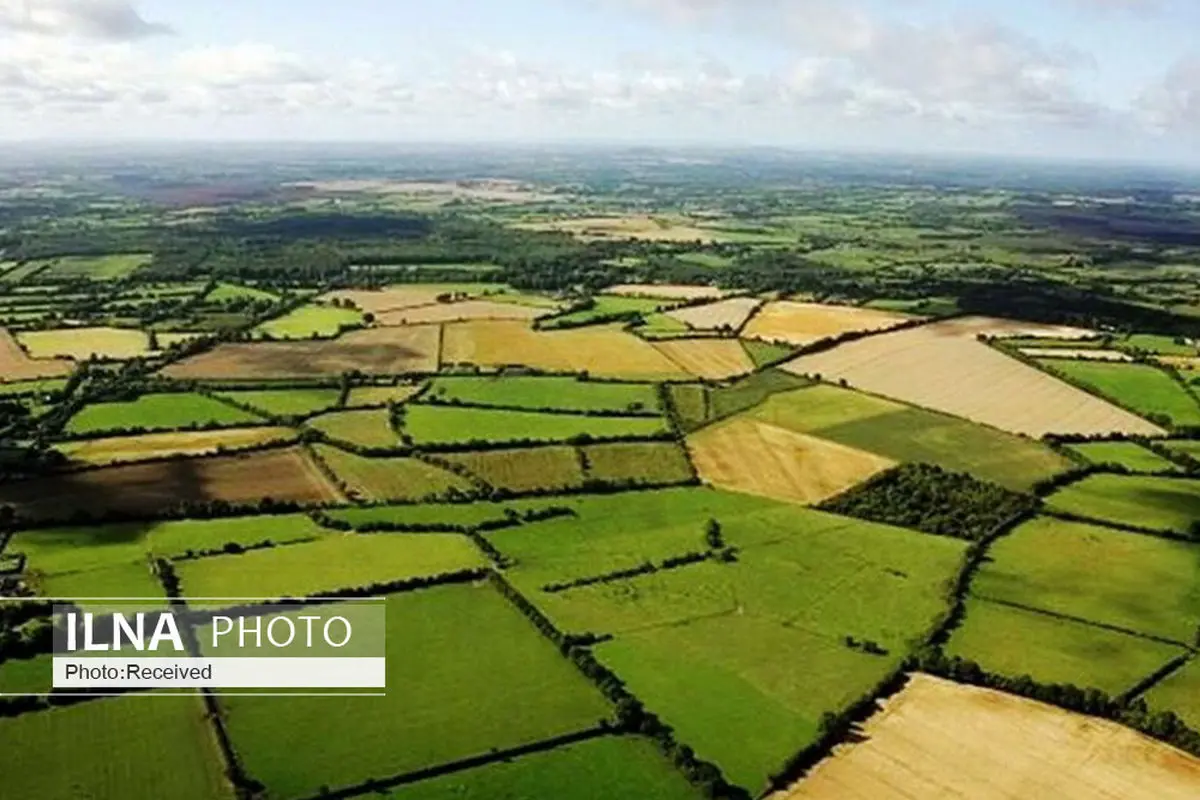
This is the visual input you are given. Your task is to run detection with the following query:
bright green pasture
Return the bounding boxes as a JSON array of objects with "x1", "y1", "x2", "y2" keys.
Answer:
[
  {"x1": 1145, "y1": 658, "x2": 1200, "y2": 731},
  {"x1": 1041, "y1": 360, "x2": 1200, "y2": 427},
  {"x1": 253, "y1": 304, "x2": 363, "y2": 339},
  {"x1": 175, "y1": 533, "x2": 483, "y2": 600},
  {"x1": 426, "y1": 376, "x2": 661, "y2": 414},
  {"x1": 312, "y1": 444, "x2": 473, "y2": 502},
  {"x1": 213, "y1": 388, "x2": 341, "y2": 417},
  {"x1": 1118, "y1": 333, "x2": 1197, "y2": 356},
  {"x1": 947, "y1": 597, "x2": 1184, "y2": 694},
  {"x1": 220, "y1": 584, "x2": 610, "y2": 799},
  {"x1": 402, "y1": 404, "x2": 667, "y2": 446},
  {"x1": 385, "y1": 736, "x2": 699, "y2": 800},
  {"x1": 0, "y1": 378, "x2": 68, "y2": 397},
  {"x1": 741, "y1": 339, "x2": 793, "y2": 368},
  {"x1": 323, "y1": 498, "x2": 569, "y2": 530},
  {"x1": 65, "y1": 393, "x2": 263, "y2": 435},
  {"x1": 972, "y1": 516, "x2": 1200, "y2": 643},
  {"x1": 1046, "y1": 473, "x2": 1200, "y2": 534},
  {"x1": 0, "y1": 654, "x2": 52, "y2": 694},
  {"x1": 1064, "y1": 441, "x2": 1179, "y2": 472},
  {"x1": 751, "y1": 385, "x2": 1071, "y2": 491},
  {"x1": 35, "y1": 560, "x2": 165, "y2": 601}
]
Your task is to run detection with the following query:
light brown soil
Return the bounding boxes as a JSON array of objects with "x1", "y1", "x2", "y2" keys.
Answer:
[
  {"x1": 0, "y1": 328, "x2": 74, "y2": 382},
  {"x1": 742, "y1": 301, "x2": 909, "y2": 345},
  {"x1": 666, "y1": 297, "x2": 763, "y2": 331},
  {"x1": 688, "y1": 418, "x2": 895, "y2": 505},
  {"x1": 375, "y1": 300, "x2": 546, "y2": 326},
  {"x1": 651, "y1": 338, "x2": 755, "y2": 379},
  {"x1": 776, "y1": 673, "x2": 1200, "y2": 800},
  {"x1": 605, "y1": 284, "x2": 728, "y2": 300}
]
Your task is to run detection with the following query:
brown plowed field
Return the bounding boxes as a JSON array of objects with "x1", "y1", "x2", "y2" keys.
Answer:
[
  {"x1": 742, "y1": 301, "x2": 909, "y2": 345},
  {"x1": 652, "y1": 338, "x2": 755, "y2": 379},
  {"x1": 666, "y1": 297, "x2": 762, "y2": 331},
  {"x1": 688, "y1": 418, "x2": 895, "y2": 505},
  {"x1": 777, "y1": 673, "x2": 1200, "y2": 800},
  {"x1": 0, "y1": 328, "x2": 74, "y2": 382},
  {"x1": 0, "y1": 446, "x2": 341, "y2": 519},
  {"x1": 162, "y1": 325, "x2": 440, "y2": 379},
  {"x1": 782, "y1": 317, "x2": 1162, "y2": 437},
  {"x1": 375, "y1": 300, "x2": 545, "y2": 326}
]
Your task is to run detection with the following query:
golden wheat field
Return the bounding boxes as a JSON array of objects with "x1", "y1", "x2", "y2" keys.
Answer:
[
  {"x1": 375, "y1": 299, "x2": 546, "y2": 326},
  {"x1": 742, "y1": 301, "x2": 909, "y2": 345},
  {"x1": 651, "y1": 338, "x2": 755, "y2": 379},
  {"x1": 54, "y1": 427, "x2": 299, "y2": 467},
  {"x1": 782, "y1": 317, "x2": 1162, "y2": 437},
  {"x1": 778, "y1": 674, "x2": 1200, "y2": 800},
  {"x1": 666, "y1": 297, "x2": 763, "y2": 331},
  {"x1": 688, "y1": 418, "x2": 895, "y2": 505},
  {"x1": 0, "y1": 328, "x2": 73, "y2": 382},
  {"x1": 17, "y1": 326, "x2": 151, "y2": 360}
]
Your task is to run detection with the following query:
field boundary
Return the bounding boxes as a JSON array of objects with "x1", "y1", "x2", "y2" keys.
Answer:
[{"x1": 969, "y1": 593, "x2": 1195, "y2": 650}]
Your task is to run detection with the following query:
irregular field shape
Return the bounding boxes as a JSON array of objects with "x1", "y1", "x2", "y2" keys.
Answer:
[
  {"x1": 748, "y1": 385, "x2": 1071, "y2": 491},
  {"x1": 1064, "y1": 441, "x2": 1179, "y2": 472},
  {"x1": 383, "y1": 735, "x2": 700, "y2": 800},
  {"x1": 306, "y1": 407, "x2": 397, "y2": 448},
  {"x1": 219, "y1": 584, "x2": 609, "y2": 799},
  {"x1": 605, "y1": 283, "x2": 727, "y2": 300},
  {"x1": 1046, "y1": 473, "x2": 1200, "y2": 534},
  {"x1": 0, "y1": 694, "x2": 233, "y2": 800},
  {"x1": 402, "y1": 404, "x2": 667, "y2": 446},
  {"x1": 1164, "y1": 439, "x2": 1200, "y2": 460},
  {"x1": 312, "y1": 443, "x2": 474, "y2": 501},
  {"x1": 1040, "y1": 360, "x2": 1200, "y2": 427},
  {"x1": 0, "y1": 328, "x2": 73, "y2": 382},
  {"x1": 439, "y1": 446, "x2": 585, "y2": 493},
  {"x1": 582, "y1": 441, "x2": 694, "y2": 485},
  {"x1": 776, "y1": 673, "x2": 1200, "y2": 800},
  {"x1": 65, "y1": 393, "x2": 263, "y2": 435},
  {"x1": 743, "y1": 301, "x2": 908, "y2": 345},
  {"x1": 688, "y1": 418, "x2": 895, "y2": 505},
  {"x1": 377, "y1": 299, "x2": 545, "y2": 325},
  {"x1": 666, "y1": 297, "x2": 762, "y2": 331},
  {"x1": 782, "y1": 319, "x2": 1161, "y2": 437},
  {"x1": 972, "y1": 515, "x2": 1200, "y2": 643},
  {"x1": 1145, "y1": 658, "x2": 1200, "y2": 731},
  {"x1": 175, "y1": 532, "x2": 484, "y2": 600},
  {"x1": 442, "y1": 320, "x2": 687, "y2": 378},
  {"x1": 54, "y1": 427, "x2": 298, "y2": 467},
  {"x1": 1020, "y1": 348, "x2": 1133, "y2": 361},
  {"x1": 253, "y1": 304, "x2": 362, "y2": 338},
  {"x1": 320, "y1": 284, "x2": 505, "y2": 314},
  {"x1": 18, "y1": 327, "x2": 151, "y2": 360},
  {"x1": 162, "y1": 324, "x2": 440, "y2": 379},
  {"x1": 0, "y1": 447, "x2": 341, "y2": 520},
  {"x1": 652, "y1": 338, "x2": 755, "y2": 379},
  {"x1": 211, "y1": 388, "x2": 341, "y2": 417},
  {"x1": 427, "y1": 375, "x2": 661, "y2": 414},
  {"x1": 946, "y1": 597, "x2": 1185, "y2": 694},
  {"x1": 345, "y1": 384, "x2": 422, "y2": 407}
]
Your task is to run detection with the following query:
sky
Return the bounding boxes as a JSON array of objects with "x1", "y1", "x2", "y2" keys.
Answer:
[{"x1": 1, "y1": 0, "x2": 1198, "y2": 163}]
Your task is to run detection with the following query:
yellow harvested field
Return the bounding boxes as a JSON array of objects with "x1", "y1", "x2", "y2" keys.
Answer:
[
  {"x1": 666, "y1": 297, "x2": 763, "y2": 331},
  {"x1": 605, "y1": 284, "x2": 728, "y2": 301},
  {"x1": 375, "y1": 299, "x2": 546, "y2": 326},
  {"x1": 782, "y1": 317, "x2": 1162, "y2": 437},
  {"x1": 517, "y1": 215, "x2": 720, "y2": 242},
  {"x1": 1159, "y1": 356, "x2": 1200, "y2": 371},
  {"x1": 54, "y1": 427, "x2": 298, "y2": 467},
  {"x1": 18, "y1": 327, "x2": 150, "y2": 360},
  {"x1": 777, "y1": 673, "x2": 1200, "y2": 800},
  {"x1": 162, "y1": 325, "x2": 440, "y2": 379},
  {"x1": 442, "y1": 320, "x2": 688, "y2": 378},
  {"x1": 742, "y1": 301, "x2": 909, "y2": 345},
  {"x1": 0, "y1": 328, "x2": 73, "y2": 382},
  {"x1": 947, "y1": 317, "x2": 1096, "y2": 338},
  {"x1": 320, "y1": 285, "x2": 499, "y2": 314},
  {"x1": 652, "y1": 338, "x2": 754, "y2": 379},
  {"x1": 689, "y1": 418, "x2": 894, "y2": 505},
  {"x1": 1019, "y1": 348, "x2": 1133, "y2": 361}
]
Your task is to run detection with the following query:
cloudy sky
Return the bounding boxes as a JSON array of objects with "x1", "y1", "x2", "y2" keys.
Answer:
[{"x1": 1, "y1": 0, "x2": 1198, "y2": 162}]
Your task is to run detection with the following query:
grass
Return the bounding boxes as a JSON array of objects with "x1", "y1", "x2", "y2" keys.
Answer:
[
  {"x1": 205, "y1": 282, "x2": 280, "y2": 303},
  {"x1": 212, "y1": 388, "x2": 341, "y2": 417},
  {"x1": 312, "y1": 444, "x2": 475, "y2": 502},
  {"x1": 947, "y1": 597, "x2": 1185, "y2": 694},
  {"x1": 220, "y1": 584, "x2": 610, "y2": 799},
  {"x1": 0, "y1": 378, "x2": 68, "y2": 396},
  {"x1": 439, "y1": 446, "x2": 585, "y2": 493},
  {"x1": 174, "y1": 533, "x2": 484, "y2": 600},
  {"x1": 39, "y1": 253, "x2": 152, "y2": 280},
  {"x1": 1040, "y1": 360, "x2": 1200, "y2": 427},
  {"x1": 18, "y1": 327, "x2": 152, "y2": 360},
  {"x1": 971, "y1": 516, "x2": 1200, "y2": 643},
  {"x1": 582, "y1": 441, "x2": 694, "y2": 485},
  {"x1": 1045, "y1": 473, "x2": 1200, "y2": 534},
  {"x1": 1163, "y1": 439, "x2": 1200, "y2": 461},
  {"x1": 666, "y1": 384, "x2": 708, "y2": 431},
  {"x1": 749, "y1": 385, "x2": 1071, "y2": 491},
  {"x1": 1145, "y1": 658, "x2": 1200, "y2": 731},
  {"x1": 345, "y1": 384, "x2": 422, "y2": 407},
  {"x1": 402, "y1": 404, "x2": 667, "y2": 447},
  {"x1": 253, "y1": 304, "x2": 364, "y2": 339},
  {"x1": 542, "y1": 296, "x2": 669, "y2": 328},
  {"x1": 741, "y1": 339, "x2": 794, "y2": 368},
  {"x1": 323, "y1": 498, "x2": 569, "y2": 530},
  {"x1": 1118, "y1": 333, "x2": 1197, "y2": 356},
  {"x1": 864, "y1": 297, "x2": 959, "y2": 316},
  {"x1": 35, "y1": 560, "x2": 166, "y2": 601},
  {"x1": 426, "y1": 376, "x2": 661, "y2": 414},
  {"x1": 55, "y1": 427, "x2": 298, "y2": 467},
  {"x1": 0, "y1": 694, "x2": 233, "y2": 800},
  {"x1": 384, "y1": 735, "x2": 700, "y2": 800},
  {"x1": 65, "y1": 392, "x2": 264, "y2": 435},
  {"x1": 306, "y1": 408, "x2": 397, "y2": 448},
  {"x1": 1064, "y1": 441, "x2": 1179, "y2": 472},
  {"x1": 0, "y1": 653, "x2": 51, "y2": 695}
]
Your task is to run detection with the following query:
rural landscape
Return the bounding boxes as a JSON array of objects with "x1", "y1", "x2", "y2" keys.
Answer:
[{"x1": 1, "y1": 145, "x2": 1200, "y2": 800}]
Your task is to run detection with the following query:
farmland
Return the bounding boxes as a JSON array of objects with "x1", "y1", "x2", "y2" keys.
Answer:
[
  {"x1": 305, "y1": 408, "x2": 398, "y2": 448},
  {"x1": 606, "y1": 283, "x2": 726, "y2": 300},
  {"x1": 18, "y1": 326, "x2": 156, "y2": 360},
  {"x1": 311, "y1": 443, "x2": 475, "y2": 501},
  {"x1": 542, "y1": 295, "x2": 669, "y2": 328},
  {"x1": 1044, "y1": 474, "x2": 1200, "y2": 534},
  {"x1": 400, "y1": 404, "x2": 668, "y2": 446},
  {"x1": 426, "y1": 375, "x2": 661, "y2": 414},
  {"x1": 1064, "y1": 441, "x2": 1180, "y2": 472},
  {"x1": 743, "y1": 301, "x2": 908, "y2": 345},
  {"x1": 1039, "y1": 360, "x2": 1200, "y2": 427},
  {"x1": 54, "y1": 426, "x2": 298, "y2": 466},
  {"x1": 666, "y1": 297, "x2": 762, "y2": 331},
  {"x1": 438, "y1": 446, "x2": 586, "y2": 493},
  {"x1": 377, "y1": 298, "x2": 546, "y2": 325},
  {"x1": 253, "y1": 303, "x2": 364, "y2": 338},
  {"x1": 320, "y1": 283, "x2": 506, "y2": 314},
  {"x1": 65, "y1": 392, "x2": 264, "y2": 435},
  {"x1": 211, "y1": 387, "x2": 342, "y2": 417},
  {"x1": 0, "y1": 328, "x2": 74, "y2": 382},
  {"x1": 652, "y1": 338, "x2": 755, "y2": 379}
]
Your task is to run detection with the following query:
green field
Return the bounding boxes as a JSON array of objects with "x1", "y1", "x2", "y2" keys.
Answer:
[
  {"x1": 1118, "y1": 333, "x2": 1198, "y2": 356},
  {"x1": 1163, "y1": 439, "x2": 1200, "y2": 461},
  {"x1": 64, "y1": 393, "x2": 264, "y2": 435},
  {"x1": 864, "y1": 297, "x2": 959, "y2": 316},
  {"x1": 385, "y1": 735, "x2": 700, "y2": 800},
  {"x1": 39, "y1": 253, "x2": 153, "y2": 280},
  {"x1": 971, "y1": 516, "x2": 1200, "y2": 643},
  {"x1": 706, "y1": 370, "x2": 812, "y2": 425},
  {"x1": 175, "y1": 533, "x2": 484, "y2": 600},
  {"x1": 1064, "y1": 441, "x2": 1179, "y2": 472},
  {"x1": 204, "y1": 282, "x2": 280, "y2": 303},
  {"x1": 1039, "y1": 360, "x2": 1200, "y2": 427},
  {"x1": 253, "y1": 303, "x2": 364, "y2": 339},
  {"x1": 542, "y1": 295, "x2": 669, "y2": 328},
  {"x1": 323, "y1": 498, "x2": 568, "y2": 530},
  {"x1": 312, "y1": 443, "x2": 474, "y2": 502},
  {"x1": 582, "y1": 441, "x2": 694, "y2": 485},
  {"x1": 740, "y1": 339, "x2": 793, "y2": 368},
  {"x1": 426, "y1": 376, "x2": 661, "y2": 414},
  {"x1": 666, "y1": 384, "x2": 708, "y2": 430},
  {"x1": 402, "y1": 404, "x2": 667, "y2": 446},
  {"x1": 213, "y1": 388, "x2": 341, "y2": 417},
  {"x1": 1145, "y1": 658, "x2": 1200, "y2": 731},
  {"x1": 220, "y1": 584, "x2": 610, "y2": 798},
  {"x1": 0, "y1": 695, "x2": 232, "y2": 800},
  {"x1": 635, "y1": 312, "x2": 693, "y2": 339},
  {"x1": 439, "y1": 446, "x2": 585, "y2": 493},
  {"x1": 947, "y1": 597, "x2": 1185, "y2": 694},
  {"x1": 0, "y1": 378, "x2": 68, "y2": 397},
  {"x1": 36, "y1": 560, "x2": 165, "y2": 601},
  {"x1": 1045, "y1": 473, "x2": 1200, "y2": 534},
  {"x1": 0, "y1": 653, "x2": 51, "y2": 695},
  {"x1": 306, "y1": 408, "x2": 398, "y2": 448},
  {"x1": 748, "y1": 385, "x2": 1071, "y2": 491},
  {"x1": 346, "y1": 384, "x2": 422, "y2": 407}
]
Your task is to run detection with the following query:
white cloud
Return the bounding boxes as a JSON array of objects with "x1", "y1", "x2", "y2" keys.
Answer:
[
  {"x1": 1137, "y1": 55, "x2": 1200, "y2": 134},
  {"x1": 0, "y1": 0, "x2": 171, "y2": 40}
]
